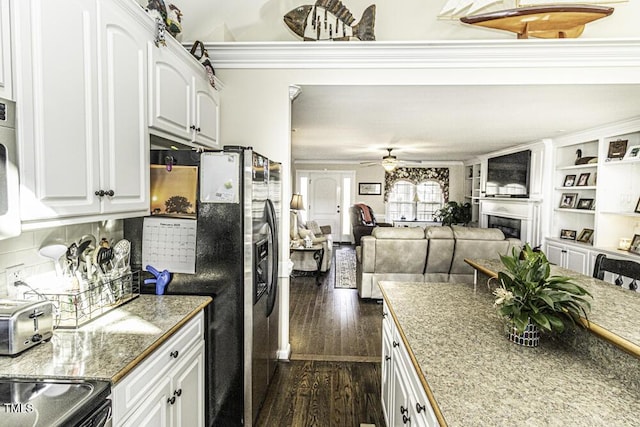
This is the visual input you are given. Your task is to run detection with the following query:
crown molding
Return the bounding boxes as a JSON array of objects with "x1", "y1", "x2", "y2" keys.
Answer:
[{"x1": 201, "y1": 39, "x2": 640, "y2": 69}]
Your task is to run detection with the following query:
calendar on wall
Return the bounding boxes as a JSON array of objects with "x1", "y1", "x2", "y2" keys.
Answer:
[{"x1": 142, "y1": 217, "x2": 197, "y2": 274}]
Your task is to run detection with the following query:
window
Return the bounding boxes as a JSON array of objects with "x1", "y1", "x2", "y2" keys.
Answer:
[{"x1": 388, "y1": 180, "x2": 444, "y2": 221}]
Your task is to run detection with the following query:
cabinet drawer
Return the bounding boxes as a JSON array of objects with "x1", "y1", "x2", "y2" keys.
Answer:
[{"x1": 113, "y1": 312, "x2": 204, "y2": 421}]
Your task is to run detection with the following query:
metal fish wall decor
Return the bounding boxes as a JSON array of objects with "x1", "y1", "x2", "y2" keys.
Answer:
[{"x1": 284, "y1": 0, "x2": 376, "y2": 41}]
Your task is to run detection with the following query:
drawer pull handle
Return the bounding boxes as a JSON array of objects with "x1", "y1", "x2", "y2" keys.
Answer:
[
  {"x1": 174, "y1": 388, "x2": 182, "y2": 397},
  {"x1": 393, "y1": 341, "x2": 399, "y2": 348},
  {"x1": 403, "y1": 414, "x2": 411, "y2": 424},
  {"x1": 416, "y1": 402, "x2": 426, "y2": 413},
  {"x1": 170, "y1": 350, "x2": 179, "y2": 358},
  {"x1": 167, "y1": 396, "x2": 176, "y2": 405}
]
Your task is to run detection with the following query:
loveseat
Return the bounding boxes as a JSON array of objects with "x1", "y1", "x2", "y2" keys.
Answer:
[
  {"x1": 289, "y1": 211, "x2": 333, "y2": 272},
  {"x1": 356, "y1": 225, "x2": 522, "y2": 299}
]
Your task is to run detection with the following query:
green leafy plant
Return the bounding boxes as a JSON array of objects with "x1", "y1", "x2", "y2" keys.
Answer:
[
  {"x1": 434, "y1": 201, "x2": 472, "y2": 226},
  {"x1": 494, "y1": 245, "x2": 592, "y2": 334}
]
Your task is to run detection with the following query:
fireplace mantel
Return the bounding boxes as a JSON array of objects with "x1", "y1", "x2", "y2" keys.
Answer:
[{"x1": 480, "y1": 198, "x2": 542, "y2": 247}]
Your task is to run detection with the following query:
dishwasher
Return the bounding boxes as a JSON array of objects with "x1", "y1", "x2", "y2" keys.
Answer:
[{"x1": 0, "y1": 378, "x2": 111, "y2": 426}]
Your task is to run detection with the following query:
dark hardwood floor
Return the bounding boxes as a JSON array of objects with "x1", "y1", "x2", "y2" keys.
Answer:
[{"x1": 255, "y1": 245, "x2": 385, "y2": 427}]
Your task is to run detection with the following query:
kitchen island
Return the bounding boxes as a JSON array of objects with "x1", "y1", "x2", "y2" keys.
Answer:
[
  {"x1": 380, "y1": 281, "x2": 640, "y2": 426},
  {"x1": 0, "y1": 295, "x2": 211, "y2": 383}
]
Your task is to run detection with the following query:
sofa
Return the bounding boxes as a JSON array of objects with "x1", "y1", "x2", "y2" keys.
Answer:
[
  {"x1": 289, "y1": 211, "x2": 333, "y2": 272},
  {"x1": 349, "y1": 204, "x2": 392, "y2": 246},
  {"x1": 356, "y1": 225, "x2": 522, "y2": 299}
]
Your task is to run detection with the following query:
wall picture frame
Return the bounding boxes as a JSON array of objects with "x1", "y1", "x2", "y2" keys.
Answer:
[
  {"x1": 576, "y1": 198, "x2": 594, "y2": 210},
  {"x1": 607, "y1": 139, "x2": 628, "y2": 161},
  {"x1": 563, "y1": 174, "x2": 576, "y2": 187},
  {"x1": 559, "y1": 193, "x2": 578, "y2": 209},
  {"x1": 560, "y1": 229, "x2": 577, "y2": 240},
  {"x1": 629, "y1": 234, "x2": 640, "y2": 255},
  {"x1": 576, "y1": 172, "x2": 590, "y2": 186},
  {"x1": 624, "y1": 144, "x2": 640, "y2": 161},
  {"x1": 577, "y1": 228, "x2": 594, "y2": 243},
  {"x1": 358, "y1": 182, "x2": 382, "y2": 195}
]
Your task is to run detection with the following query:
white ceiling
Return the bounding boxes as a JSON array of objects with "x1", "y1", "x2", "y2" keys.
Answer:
[{"x1": 290, "y1": 84, "x2": 640, "y2": 163}]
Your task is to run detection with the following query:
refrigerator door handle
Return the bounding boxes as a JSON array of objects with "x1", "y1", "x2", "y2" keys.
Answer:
[{"x1": 265, "y1": 199, "x2": 278, "y2": 317}]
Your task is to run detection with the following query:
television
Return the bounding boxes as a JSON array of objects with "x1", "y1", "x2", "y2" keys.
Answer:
[{"x1": 485, "y1": 150, "x2": 531, "y2": 198}]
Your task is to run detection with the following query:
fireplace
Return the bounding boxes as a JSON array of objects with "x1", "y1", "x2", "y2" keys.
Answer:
[{"x1": 488, "y1": 215, "x2": 521, "y2": 239}]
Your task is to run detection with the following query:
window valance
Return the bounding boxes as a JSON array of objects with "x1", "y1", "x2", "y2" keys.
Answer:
[{"x1": 384, "y1": 167, "x2": 449, "y2": 202}]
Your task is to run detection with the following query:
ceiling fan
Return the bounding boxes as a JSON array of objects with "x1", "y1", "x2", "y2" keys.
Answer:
[{"x1": 360, "y1": 148, "x2": 420, "y2": 172}]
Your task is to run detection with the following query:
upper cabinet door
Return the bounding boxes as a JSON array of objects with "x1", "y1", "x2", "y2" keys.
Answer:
[
  {"x1": 0, "y1": 0, "x2": 12, "y2": 100},
  {"x1": 15, "y1": 0, "x2": 101, "y2": 221},
  {"x1": 193, "y1": 78, "x2": 220, "y2": 148},
  {"x1": 98, "y1": 0, "x2": 150, "y2": 214},
  {"x1": 148, "y1": 43, "x2": 193, "y2": 142}
]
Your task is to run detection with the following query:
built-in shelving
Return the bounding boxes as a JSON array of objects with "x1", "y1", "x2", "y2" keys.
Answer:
[{"x1": 464, "y1": 162, "x2": 481, "y2": 225}]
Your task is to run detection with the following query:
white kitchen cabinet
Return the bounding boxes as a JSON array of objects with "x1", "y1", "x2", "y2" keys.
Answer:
[
  {"x1": 0, "y1": 0, "x2": 12, "y2": 100},
  {"x1": 14, "y1": 0, "x2": 150, "y2": 226},
  {"x1": 545, "y1": 239, "x2": 590, "y2": 274},
  {"x1": 148, "y1": 38, "x2": 220, "y2": 148},
  {"x1": 113, "y1": 312, "x2": 205, "y2": 427},
  {"x1": 382, "y1": 301, "x2": 439, "y2": 427}
]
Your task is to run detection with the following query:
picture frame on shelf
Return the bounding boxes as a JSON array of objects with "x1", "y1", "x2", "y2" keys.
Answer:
[
  {"x1": 560, "y1": 229, "x2": 577, "y2": 240},
  {"x1": 563, "y1": 174, "x2": 576, "y2": 187},
  {"x1": 358, "y1": 182, "x2": 382, "y2": 195},
  {"x1": 576, "y1": 198, "x2": 594, "y2": 210},
  {"x1": 606, "y1": 139, "x2": 628, "y2": 161},
  {"x1": 576, "y1": 172, "x2": 590, "y2": 186},
  {"x1": 624, "y1": 145, "x2": 640, "y2": 161},
  {"x1": 635, "y1": 197, "x2": 640, "y2": 214},
  {"x1": 577, "y1": 228, "x2": 594, "y2": 243},
  {"x1": 629, "y1": 234, "x2": 640, "y2": 255},
  {"x1": 559, "y1": 193, "x2": 578, "y2": 209}
]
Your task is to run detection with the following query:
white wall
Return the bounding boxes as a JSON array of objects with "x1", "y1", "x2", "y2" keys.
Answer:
[{"x1": 151, "y1": 0, "x2": 640, "y2": 42}]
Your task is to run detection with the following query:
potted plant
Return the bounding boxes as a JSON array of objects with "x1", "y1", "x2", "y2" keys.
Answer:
[
  {"x1": 493, "y1": 245, "x2": 592, "y2": 347},
  {"x1": 434, "y1": 201, "x2": 472, "y2": 226}
]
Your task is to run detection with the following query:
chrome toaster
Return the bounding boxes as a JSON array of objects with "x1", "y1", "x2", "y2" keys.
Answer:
[{"x1": 0, "y1": 299, "x2": 54, "y2": 356}]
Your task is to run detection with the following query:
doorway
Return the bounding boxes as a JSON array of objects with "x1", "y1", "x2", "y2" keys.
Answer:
[{"x1": 295, "y1": 170, "x2": 355, "y2": 243}]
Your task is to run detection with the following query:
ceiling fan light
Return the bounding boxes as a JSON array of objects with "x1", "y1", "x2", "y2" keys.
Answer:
[{"x1": 382, "y1": 159, "x2": 397, "y2": 172}]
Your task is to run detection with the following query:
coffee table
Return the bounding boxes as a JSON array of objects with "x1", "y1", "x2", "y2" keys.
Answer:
[{"x1": 290, "y1": 244, "x2": 325, "y2": 285}]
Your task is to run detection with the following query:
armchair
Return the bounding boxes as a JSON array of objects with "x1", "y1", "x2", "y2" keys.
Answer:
[
  {"x1": 290, "y1": 211, "x2": 333, "y2": 272},
  {"x1": 349, "y1": 203, "x2": 392, "y2": 246}
]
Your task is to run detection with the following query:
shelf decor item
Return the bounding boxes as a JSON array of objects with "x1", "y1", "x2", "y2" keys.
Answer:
[
  {"x1": 577, "y1": 198, "x2": 594, "y2": 210},
  {"x1": 560, "y1": 229, "x2": 577, "y2": 240},
  {"x1": 559, "y1": 193, "x2": 578, "y2": 208},
  {"x1": 563, "y1": 174, "x2": 576, "y2": 187},
  {"x1": 576, "y1": 172, "x2": 590, "y2": 186},
  {"x1": 624, "y1": 145, "x2": 640, "y2": 160},
  {"x1": 629, "y1": 234, "x2": 640, "y2": 255},
  {"x1": 607, "y1": 139, "x2": 628, "y2": 161},
  {"x1": 493, "y1": 245, "x2": 592, "y2": 347},
  {"x1": 577, "y1": 228, "x2": 594, "y2": 243}
]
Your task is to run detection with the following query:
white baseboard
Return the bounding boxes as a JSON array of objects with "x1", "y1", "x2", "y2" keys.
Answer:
[{"x1": 277, "y1": 343, "x2": 291, "y2": 360}]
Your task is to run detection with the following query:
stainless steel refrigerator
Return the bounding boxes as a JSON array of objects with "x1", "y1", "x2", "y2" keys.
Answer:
[{"x1": 124, "y1": 145, "x2": 281, "y2": 426}]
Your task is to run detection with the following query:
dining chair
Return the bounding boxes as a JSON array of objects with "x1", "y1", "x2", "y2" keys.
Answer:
[{"x1": 592, "y1": 253, "x2": 640, "y2": 291}]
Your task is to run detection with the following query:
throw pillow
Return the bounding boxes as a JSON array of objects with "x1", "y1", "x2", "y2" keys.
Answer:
[
  {"x1": 306, "y1": 220, "x2": 322, "y2": 236},
  {"x1": 298, "y1": 228, "x2": 316, "y2": 239}
]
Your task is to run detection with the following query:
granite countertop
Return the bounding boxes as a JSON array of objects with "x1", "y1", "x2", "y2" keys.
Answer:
[
  {"x1": 0, "y1": 295, "x2": 211, "y2": 384},
  {"x1": 380, "y1": 281, "x2": 640, "y2": 426},
  {"x1": 466, "y1": 258, "x2": 640, "y2": 355}
]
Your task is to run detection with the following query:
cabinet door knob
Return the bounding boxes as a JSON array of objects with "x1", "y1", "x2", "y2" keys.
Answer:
[
  {"x1": 400, "y1": 405, "x2": 408, "y2": 415},
  {"x1": 95, "y1": 190, "x2": 105, "y2": 197},
  {"x1": 382, "y1": 312, "x2": 388, "y2": 318},
  {"x1": 385, "y1": 355, "x2": 391, "y2": 361},
  {"x1": 190, "y1": 125, "x2": 196, "y2": 130},
  {"x1": 105, "y1": 189, "x2": 114, "y2": 197},
  {"x1": 393, "y1": 341, "x2": 399, "y2": 348},
  {"x1": 174, "y1": 388, "x2": 182, "y2": 397},
  {"x1": 167, "y1": 396, "x2": 176, "y2": 405},
  {"x1": 170, "y1": 350, "x2": 179, "y2": 358},
  {"x1": 402, "y1": 414, "x2": 411, "y2": 424},
  {"x1": 416, "y1": 402, "x2": 426, "y2": 413}
]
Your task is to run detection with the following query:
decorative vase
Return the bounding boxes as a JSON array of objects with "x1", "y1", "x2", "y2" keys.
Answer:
[{"x1": 506, "y1": 320, "x2": 540, "y2": 347}]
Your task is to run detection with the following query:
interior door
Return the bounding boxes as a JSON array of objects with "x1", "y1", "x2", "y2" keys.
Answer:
[{"x1": 309, "y1": 173, "x2": 341, "y2": 241}]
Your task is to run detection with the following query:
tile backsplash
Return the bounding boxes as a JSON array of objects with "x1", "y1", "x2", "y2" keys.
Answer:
[{"x1": 0, "y1": 220, "x2": 124, "y2": 296}]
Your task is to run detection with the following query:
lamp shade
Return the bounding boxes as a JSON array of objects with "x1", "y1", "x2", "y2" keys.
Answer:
[{"x1": 290, "y1": 193, "x2": 305, "y2": 210}]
